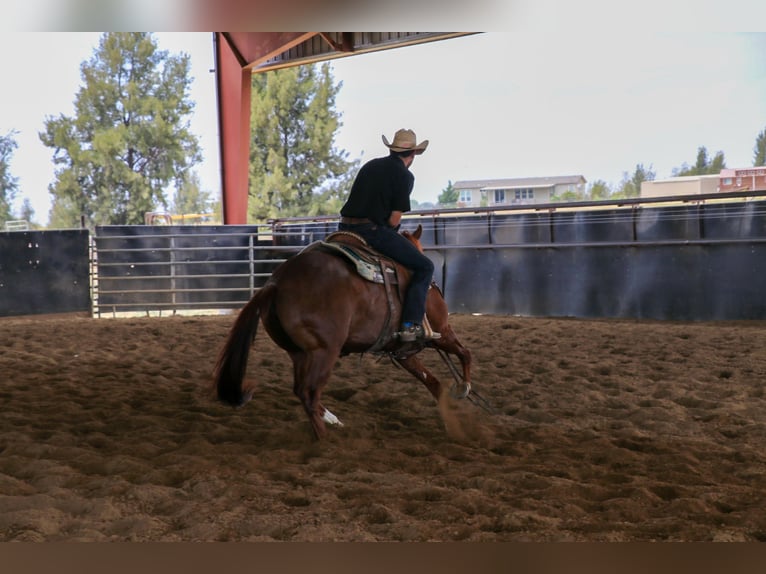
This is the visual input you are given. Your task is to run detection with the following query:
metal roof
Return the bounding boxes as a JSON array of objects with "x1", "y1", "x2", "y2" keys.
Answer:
[{"x1": 221, "y1": 32, "x2": 476, "y2": 73}]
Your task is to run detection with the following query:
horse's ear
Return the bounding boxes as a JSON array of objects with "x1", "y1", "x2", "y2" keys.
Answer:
[{"x1": 414, "y1": 224, "x2": 423, "y2": 240}]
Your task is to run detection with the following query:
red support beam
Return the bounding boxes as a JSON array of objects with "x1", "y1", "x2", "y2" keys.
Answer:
[
  {"x1": 213, "y1": 32, "x2": 469, "y2": 224},
  {"x1": 215, "y1": 33, "x2": 252, "y2": 224}
]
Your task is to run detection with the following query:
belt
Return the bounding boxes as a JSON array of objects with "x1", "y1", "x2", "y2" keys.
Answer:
[{"x1": 340, "y1": 216, "x2": 373, "y2": 225}]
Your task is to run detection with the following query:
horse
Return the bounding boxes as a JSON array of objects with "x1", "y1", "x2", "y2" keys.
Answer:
[{"x1": 213, "y1": 223, "x2": 473, "y2": 439}]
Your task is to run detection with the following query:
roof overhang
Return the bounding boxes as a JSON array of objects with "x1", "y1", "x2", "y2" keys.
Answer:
[
  {"x1": 220, "y1": 32, "x2": 477, "y2": 73},
  {"x1": 215, "y1": 32, "x2": 478, "y2": 224}
]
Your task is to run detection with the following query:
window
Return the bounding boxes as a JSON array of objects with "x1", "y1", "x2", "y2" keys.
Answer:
[
  {"x1": 494, "y1": 189, "x2": 505, "y2": 203},
  {"x1": 515, "y1": 188, "x2": 534, "y2": 200},
  {"x1": 459, "y1": 190, "x2": 472, "y2": 203},
  {"x1": 516, "y1": 187, "x2": 534, "y2": 199}
]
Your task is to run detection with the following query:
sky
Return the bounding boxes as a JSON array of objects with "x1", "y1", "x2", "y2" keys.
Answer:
[{"x1": 1, "y1": 26, "x2": 765, "y2": 224}]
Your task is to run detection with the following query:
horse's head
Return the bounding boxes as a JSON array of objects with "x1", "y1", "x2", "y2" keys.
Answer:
[{"x1": 401, "y1": 224, "x2": 424, "y2": 253}]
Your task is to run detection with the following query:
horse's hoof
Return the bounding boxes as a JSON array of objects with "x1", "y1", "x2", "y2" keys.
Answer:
[
  {"x1": 238, "y1": 389, "x2": 254, "y2": 406},
  {"x1": 450, "y1": 381, "x2": 471, "y2": 399}
]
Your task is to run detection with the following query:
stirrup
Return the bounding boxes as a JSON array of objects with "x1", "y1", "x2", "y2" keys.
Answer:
[
  {"x1": 398, "y1": 324, "x2": 419, "y2": 342},
  {"x1": 398, "y1": 324, "x2": 441, "y2": 343}
]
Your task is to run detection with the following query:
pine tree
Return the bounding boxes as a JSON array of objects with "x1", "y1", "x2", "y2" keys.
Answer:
[
  {"x1": 754, "y1": 128, "x2": 766, "y2": 167},
  {"x1": 19, "y1": 199, "x2": 35, "y2": 226},
  {"x1": 172, "y1": 171, "x2": 211, "y2": 216},
  {"x1": 672, "y1": 146, "x2": 726, "y2": 176},
  {"x1": 588, "y1": 180, "x2": 612, "y2": 200},
  {"x1": 438, "y1": 180, "x2": 458, "y2": 206},
  {"x1": 248, "y1": 63, "x2": 358, "y2": 222},
  {"x1": 40, "y1": 33, "x2": 201, "y2": 227},
  {"x1": 613, "y1": 164, "x2": 655, "y2": 199},
  {"x1": 0, "y1": 129, "x2": 19, "y2": 223}
]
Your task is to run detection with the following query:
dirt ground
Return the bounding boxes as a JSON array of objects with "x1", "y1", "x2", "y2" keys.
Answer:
[{"x1": 1, "y1": 312, "x2": 766, "y2": 541}]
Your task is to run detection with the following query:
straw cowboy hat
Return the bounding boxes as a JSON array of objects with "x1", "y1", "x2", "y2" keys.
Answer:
[{"x1": 382, "y1": 129, "x2": 429, "y2": 154}]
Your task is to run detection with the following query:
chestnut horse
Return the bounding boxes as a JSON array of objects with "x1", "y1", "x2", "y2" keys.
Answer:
[{"x1": 213, "y1": 224, "x2": 472, "y2": 439}]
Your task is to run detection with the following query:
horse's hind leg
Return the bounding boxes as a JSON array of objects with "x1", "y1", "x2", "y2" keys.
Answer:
[
  {"x1": 431, "y1": 324, "x2": 472, "y2": 396},
  {"x1": 397, "y1": 354, "x2": 444, "y2": 401},
  {"x1": 425, "y1": 294, "x2": 472, "y2": 392},
  {"x1": 290, "y1": 348, "x2": 342, "y2": 439}
]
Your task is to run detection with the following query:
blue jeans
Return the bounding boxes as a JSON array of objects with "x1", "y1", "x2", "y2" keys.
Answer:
[{"x1": 338, "y1": 223, "x2": 434, "y2": 325}]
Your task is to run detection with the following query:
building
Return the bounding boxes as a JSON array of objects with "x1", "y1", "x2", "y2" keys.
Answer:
[
  {"x1": 641, "y1": 168, "x2": 766, "y2": 199},
  {"x1": 452, "y1": 176, "x2": 587, "y2": 208},
  {"x1": 719, "y1": 167, "x2": 766, "y2": 193},
  {"x1": 640, "y1": 174, "x2": 720, "y2": 198}
]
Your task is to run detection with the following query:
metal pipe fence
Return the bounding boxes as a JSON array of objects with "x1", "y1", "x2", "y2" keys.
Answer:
[
  {"x1": 88, "y1": 195, "x2": 766, "y2": 321},
  {"x1": 91, "y1": 227, "x2": 308, "y2": 317}
]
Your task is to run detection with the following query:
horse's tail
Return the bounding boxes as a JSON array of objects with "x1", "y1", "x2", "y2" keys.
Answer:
[{"x1": 214, "y1": 283, "x2": 276, "y2": 406}]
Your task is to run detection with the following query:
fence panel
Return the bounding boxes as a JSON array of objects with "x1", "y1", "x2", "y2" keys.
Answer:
[
  {"x1": 92, "y1": 225, "x2": 307, "y2": 316},
  {"x1": 0, "y1": 229, "x2": 90, "y2": 317}
]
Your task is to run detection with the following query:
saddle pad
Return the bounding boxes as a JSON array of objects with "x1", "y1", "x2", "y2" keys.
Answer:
[{"x1": 318, "y1": 241, "x2": 396, "y2": 284}]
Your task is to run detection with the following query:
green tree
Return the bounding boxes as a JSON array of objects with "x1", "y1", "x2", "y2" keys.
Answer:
[
  {"x1": 0, "y1": 129, "x2": 19, "y2": 223},
  {"x1": 553, "y1": 190, "x2": 585, "y2": 202},
  {"x1": 754, "y1": 128, "x2": 766, "y2": 167},
  {"x1": 588, "y1": 179, "x2": 612, "y2": 200},
  {"x1": 673, "y1": 146, "x2": 726, "y2": 176},
  {"x1": 211, "y1": 197, "x2": 223, "y2": 224},
  {"x1": 40, "y1": 33, "x2": 201, "y2": 228},
  {"x1": 709, "y1": 151, "x2": 726, "y2": 174},
  {"x1": 438, "y1": 180, "x2": 458, "y2": 206},
  {"x1": 551, "y1": 185, "x2": 586, "y2": 202},
  {"x1": 171, "y1": 171, "x2": 211, "y2": 215},
  {"x1": 248, "y1": 63, "x2": 358, "y2": 222},
  {"x1": 613, "y1": 163, "x2": 655, "y2": 199},
  {"x1": 19, "y1": 198, "x2": 35, "y2": 226}
]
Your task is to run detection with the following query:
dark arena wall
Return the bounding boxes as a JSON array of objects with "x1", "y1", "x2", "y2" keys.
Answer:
[
  {"x1": 0, "y1": 229, "x2": 90, "y2": 317},
  {"x1": 3, "y1": 198, "x2": 766, "y2": 320},
  {"x1": 278, "y1": 199, "x2": 766, "y2": 322}
]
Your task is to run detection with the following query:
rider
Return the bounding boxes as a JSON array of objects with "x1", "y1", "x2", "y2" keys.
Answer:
[{"x1": 338, "y1": 128, "x2": 440, "y2": 343}]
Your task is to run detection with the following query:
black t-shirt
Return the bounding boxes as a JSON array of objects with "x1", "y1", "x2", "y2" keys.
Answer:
[{"x1": 340, "y1": 154, "x2": 413, "y2": 226}]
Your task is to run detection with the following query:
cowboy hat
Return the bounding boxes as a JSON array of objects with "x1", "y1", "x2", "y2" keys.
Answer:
[{"x1": 382, "y1": 129, "x2": 429, "y2": 154}]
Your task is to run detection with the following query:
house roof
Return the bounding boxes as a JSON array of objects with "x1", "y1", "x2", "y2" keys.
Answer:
[{"x1": 454, "y1": 175, "x2": 587, "y2": 190}]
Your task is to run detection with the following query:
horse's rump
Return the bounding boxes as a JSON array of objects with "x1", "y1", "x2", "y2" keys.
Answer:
[{"x1": 264, "y1": 247, "x2": 403, "y2": 354}]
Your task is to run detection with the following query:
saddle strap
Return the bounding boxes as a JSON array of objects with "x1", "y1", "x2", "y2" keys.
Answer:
[{"x1": 366, "y1": 259, "x2": 399, "y2": 353}]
